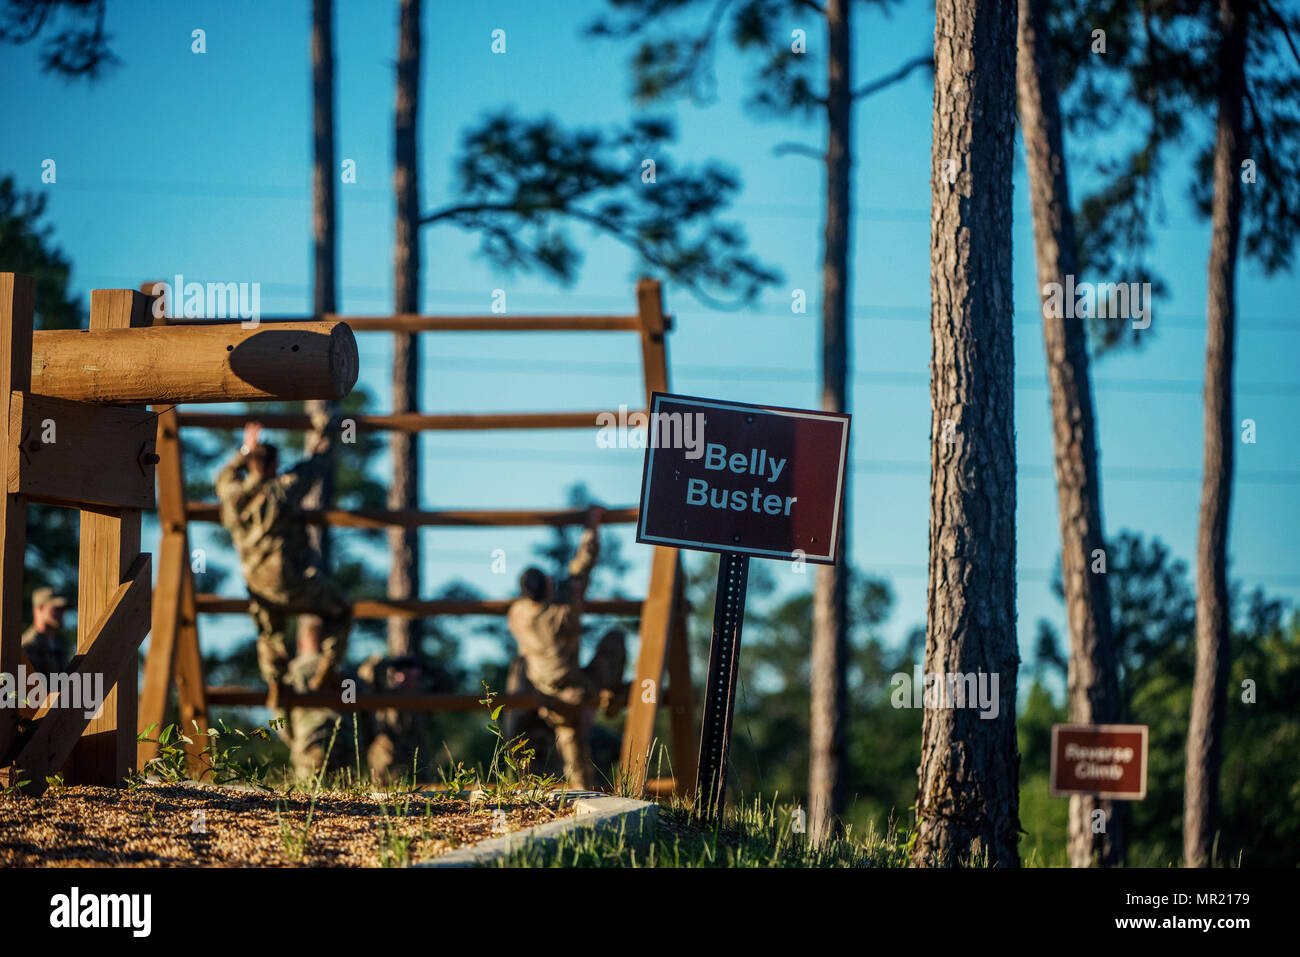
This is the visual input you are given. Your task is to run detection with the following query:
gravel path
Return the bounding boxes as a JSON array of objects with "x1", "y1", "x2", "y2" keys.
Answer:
[{"x1": 0, "y1": 783, "x2": 570, "y2": 867}]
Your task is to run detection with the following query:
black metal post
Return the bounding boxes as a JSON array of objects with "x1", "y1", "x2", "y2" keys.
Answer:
[{"x1": 695, "y1": 551, "x2": 749, "y2": 817}]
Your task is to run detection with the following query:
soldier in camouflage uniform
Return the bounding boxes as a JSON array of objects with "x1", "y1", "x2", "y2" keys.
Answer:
[
  {"x1": 216, "y1": 417, "x2": 351, "y2": 706},
  {"x1": 506, "y1": 505, "x2": 627, "y2": 790},
  {"x1": 284, "y1": 616, "x2": 353, "y2": 780},
  {"x1": 21, "y1": 587, "x2": 72, "y2": 676}
]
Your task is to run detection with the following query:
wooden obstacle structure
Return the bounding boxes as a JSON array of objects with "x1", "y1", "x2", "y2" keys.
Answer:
[
  {"x1": 141, "y1": 278, "x2": 696, "y2": 795},
  {"x1": 0, "y1": 272, "x2": 357, "y2": 795}
]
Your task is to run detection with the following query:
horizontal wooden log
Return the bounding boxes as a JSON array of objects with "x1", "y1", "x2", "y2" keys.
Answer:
[
  {"x1": 194, "y1": 596, "x2": 645, "y2": 617},
  {"x1": 175, "y1": 409, "x2": 632, "y2": 431},
  {"x1": 164, "y1": 312, "x2": 671, "y2": 333},
  {"x1": 185, "y1": 503, "x2": 638, "y2": 528},
  {"x1": 642, "y1": 777, "x2": 680, "y2": 797},
  {"x1": 13, "y1": 553, "x2": 151, "y2": 796},
  {"x1": 8, "y1": 392, "x2": 157, "y2": 509},
  {"x1": 203, "y1": 688, "x2": 546, "y2": 712},
  {"x1": 202, "y1": 687, "x2": 669, "y2": 711},
  {"x1": 31, "y1": 320, "x2": 357, "y2": 404}
]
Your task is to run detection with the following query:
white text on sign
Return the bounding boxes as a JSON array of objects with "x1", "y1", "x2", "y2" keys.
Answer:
[{"x1": 685, "y1": 443, "x2": 797, "y2": 515}]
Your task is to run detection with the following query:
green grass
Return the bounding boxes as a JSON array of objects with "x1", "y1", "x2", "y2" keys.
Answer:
[{"x1": 495, "y1": 794, "x2": 914, "y2": 868}]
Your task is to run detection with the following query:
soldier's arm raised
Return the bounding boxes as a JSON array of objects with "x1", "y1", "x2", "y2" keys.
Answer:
[
  {"x1": 283, "y1": 412, "x2": 336, "y2": 495},
  {"x1": 563, "y1": 519, "x2": 602, "y2": 609},
  {"x1": 215, "y1": 448, "x2": 249, "y2": 500},
  {"x1": 215, "y1": 449, "x2": 264, "y2": 519}
]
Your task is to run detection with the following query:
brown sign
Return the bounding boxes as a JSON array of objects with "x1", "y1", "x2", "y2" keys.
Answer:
[
  {"x1": 1050, "y1": 724, "x2": 1148, "y2": 800},
  {"x1": 636, "y1": 392, "x2": 850, "y2": 564}
]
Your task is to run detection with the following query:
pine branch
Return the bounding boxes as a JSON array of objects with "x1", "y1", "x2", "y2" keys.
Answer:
[
  {"x1": 850, "y1": 53, "x2": 932, "y2": 100},
  {"x1": 773, "y1": 142, "x2": 825, "y2": 161}
]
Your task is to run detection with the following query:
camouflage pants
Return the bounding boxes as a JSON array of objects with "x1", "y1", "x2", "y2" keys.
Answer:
[
  {"x1": 248, "y1": 572, "x2": 352, "y2": 685},
  {"x1": 537, "y1": 629, "x2": 626, "y2": 791},
  {"x1": 289, "y1": 708, "x2": 351, "y2": 780}
]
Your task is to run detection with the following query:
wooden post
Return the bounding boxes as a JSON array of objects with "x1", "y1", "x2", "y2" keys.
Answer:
[
  {"x1": 138, "y1": 285, "x2": 178, "y2": 766},
  {"x1": 66, "y1": 289, "x2": 151, "y2": 787},
  {"x1": 620, "y1": 277, "x2": 694, "y2": 794},
  {"x1": 666, "y1": 580, "x2": 697, "y2": 796},
  {"x1": 622, "y1": 545, "x2": 679, "y2": 786},
  {"x1": 635, "y1": 278, "x2": 668, "y2": 398},
  {"x1": 0, "y1": 273, "x2": 33, "y2": 775},
  {"x1": 138, "y1": 283, "x2": 208, "y2": 772},
  {"x1": 171, "y1": 549, "x2": 208, "y2": 773},
  {"x1": 139, "y1": 404, "x2": 207, "y2": 771}
]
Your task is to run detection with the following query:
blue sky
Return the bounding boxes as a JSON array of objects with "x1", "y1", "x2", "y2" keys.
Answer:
[{"x1": 2, "y1": 0, "x2": 1297, "y2": 683}]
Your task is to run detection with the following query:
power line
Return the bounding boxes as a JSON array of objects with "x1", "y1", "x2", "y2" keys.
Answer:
[
  {"x1": 383, "y1": 352, "x2": 1299, "y2": 397},
  {"x1": 72, "y1": 270, "x2": 1298, "y2": 332},
  {"x1": 410, "y1": 441, "x2": 1300, "y2": 486}
]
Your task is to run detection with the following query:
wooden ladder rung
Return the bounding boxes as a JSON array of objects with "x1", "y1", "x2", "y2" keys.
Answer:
[
  {"x1": 194, "y1": 596, "x2": 645, "y2": 617},
  {"x1": 184, "y1": 504, "x2": 638, "y2": 528},
  {"x1": 175, "y1": 410, "x2": 642, "y2": 432},
  {"x1": 162, "y1": 313, "x2": 668, "y2": 333},
  {"x1": 202, "y1": 688, "x2": 547, "y2": 711},
  {"x1": 204, "y1": 686, "x2": 673, "y2": 711}
]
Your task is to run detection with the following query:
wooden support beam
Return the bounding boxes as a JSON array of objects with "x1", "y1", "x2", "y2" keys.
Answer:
[
  {"x1": 138, "y1": 401, "x2": 186, "y2": 768},
  {"x1": 171, "y1": 555, "x2": 209, "y2": 774},
  {"x1": 138, "y1": 395, "x2": 208, "y2": 772},
  {"x1": 334, "y1": 314, "x2": 651, "y2": 333},
  {"x1": 202, "y1": 686, "x2": 673, "y2": 713},
  {"x1": 138, "y1": 529, "x2": 184, "y2": 766},
  {"x1": 0, "y1": 273, "x2": 33, "y2": 770},
  {"x1": 14, "y1": 553, "x2": 151, "y2": 795},
  {"x1": 620, "y1": 544, "x2": 680, "y2": 789},
  {"x1": 194, "y1": 595, "x2": 644, "y2": 618},
  {"x1": 643, "y1": 777, "x2": 680, "y2": 798},
  {"x1": 163, "y1": 313, "x2": 667, "y2": 333},
  {"x1": 8, "y1": 392, "x2": 157, "y2": 509},
  {"x1": 618, "y1": 277, "x2": 693, "y2": 796},
  {"x1": 174, "y1": 409, "x2": 635, "y2": 432},
  {"x1": 184, "y1": 503, "x2": 638, "y2": 528},
  {"x1": 30, "y1": 318, "x2": 357, "y2": 404},
  {"x1": 67, "y1": 289, "x2": 150, "y2": 788},
  {"x1": 203, "y1": 688, "x2": 546, "y2": 712},
  {"x1": 636, "y1": 278, "x2": 669, "y2": 396},
  {"x1": 665, "y1": 569, "x2": 697, "y2": 797}
]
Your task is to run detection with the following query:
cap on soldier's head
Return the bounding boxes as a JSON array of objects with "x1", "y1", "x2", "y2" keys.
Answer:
[{"x1": 32, "y1": 587, "x2": 69, "y2": 610}]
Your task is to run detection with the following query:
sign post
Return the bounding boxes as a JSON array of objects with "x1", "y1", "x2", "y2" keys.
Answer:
[
  {"x1": 696, "y1": 551, "x2": 749, "y2": 815},
  {"x1": 636, "y1": 392, "x2": 850, "y2": 815}
]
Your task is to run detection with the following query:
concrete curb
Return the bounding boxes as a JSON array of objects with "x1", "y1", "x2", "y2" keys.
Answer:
[{"x1": 421, "y1": 794, "x2": 658, "y2": 868}]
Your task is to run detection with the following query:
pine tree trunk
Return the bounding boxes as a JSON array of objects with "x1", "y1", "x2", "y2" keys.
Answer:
[
  {"x1": 389, "y1": 0, "x2": 422, "y2": 657},
  {"x1": 304, "y1": 0, "x2": 337, "y2": 570},
  {"x1": 912, "y1": 0, "x2": 1020, "y2": 869},
  {"x1": 1016, "y1": 0, "x2": 1125, "y2": 868},
  {"x1": 809, "y1": 0, "x2": 851, "y2": 845},
  {"x1": 1185, "y1": 0, "x2": 1245, "y2": 870}
]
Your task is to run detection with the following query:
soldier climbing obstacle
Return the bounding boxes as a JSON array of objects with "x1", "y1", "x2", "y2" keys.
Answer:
[
  {"x1": 216, "y1": 414, "x2": 352, "y2": 708},
  {"x1": 507, "y1": 505, "x2": 629, "y2": 790}
]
